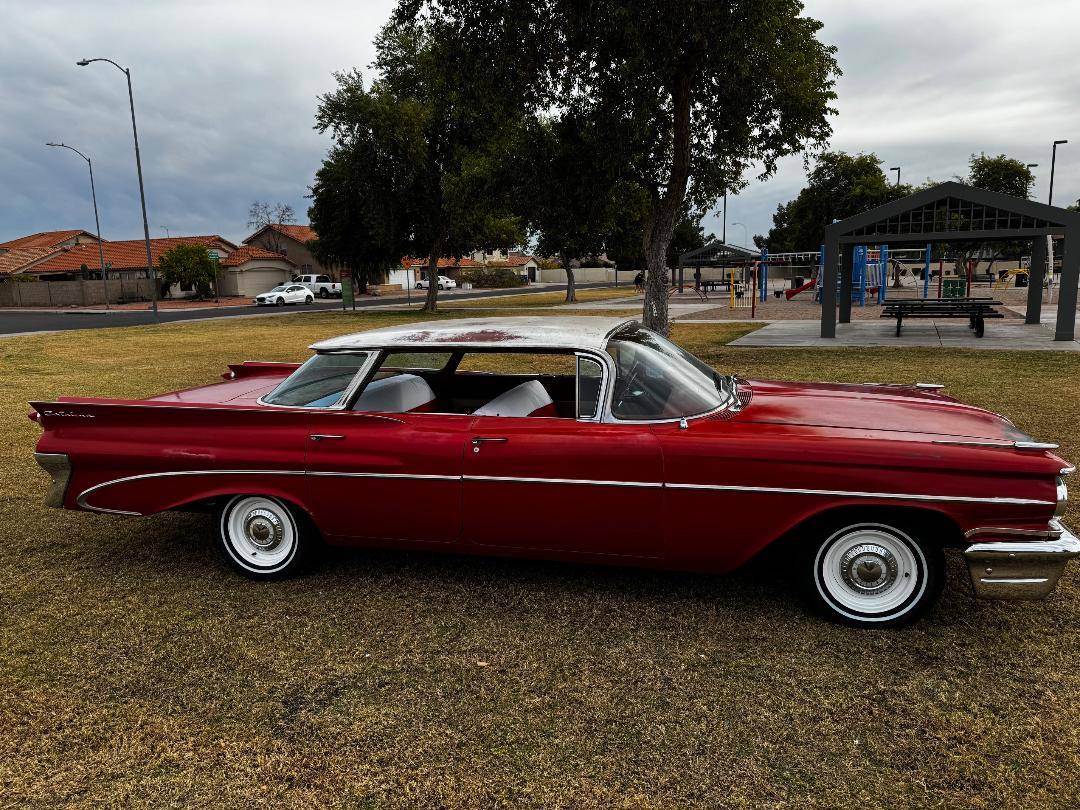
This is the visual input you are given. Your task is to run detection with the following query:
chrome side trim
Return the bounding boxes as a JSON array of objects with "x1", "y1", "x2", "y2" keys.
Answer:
[
  {"x1": 307, "y1": 471, "x2": 459, "y2": 481},
  {"x1": 464, "y1": 474, "x2": 663, "y2": 489},
  {"x1": 1061, "y1": 466, "x2": 1076, "y2": 475},
  {"x1": 74, "y1": 468, "x2": 1056, "y2": 515},
  {"x1": 915, "y1": 382, "x2": 944, "y2": 390},
  {"x1": 76, "y1": 469, "x2": 307, "y2": 514},
  {"x1": 965, "y1": 525, "x2": 1062, "y2": 540},
  {"x1": 664, "y1": 482, "x2": 1054, "y2": 506},
  {"x1": 931, "y1": 439, "x2": 1061, "y2": 451}
]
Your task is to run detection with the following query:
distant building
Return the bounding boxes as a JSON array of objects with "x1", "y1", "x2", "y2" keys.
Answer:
[{"x1": 242, "y1": 223, "x2": 331, "y2": 279}]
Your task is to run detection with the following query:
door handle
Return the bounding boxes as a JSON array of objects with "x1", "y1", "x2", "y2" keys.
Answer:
[
  {"x1": 309, "y1": 434, "x2": 346, "y2": 442},
  {"x1": 471, "y1": 436, "x2": 508, "y2": 453}
]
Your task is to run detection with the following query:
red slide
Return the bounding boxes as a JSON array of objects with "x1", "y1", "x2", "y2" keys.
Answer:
[{"x1": 784, "y1": 277, "x2": 816, "y2": 300}]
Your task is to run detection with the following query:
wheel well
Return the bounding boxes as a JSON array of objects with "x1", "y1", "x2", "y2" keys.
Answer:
[
  {"x1": 766, "y1": 504, "x2": 965, "y2": 561},
  {"x1": 172, "y1": 494, "x2": 321, "y2": 538}
]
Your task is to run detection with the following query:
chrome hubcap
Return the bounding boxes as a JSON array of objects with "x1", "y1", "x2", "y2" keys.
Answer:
[
  {"x1": 244, "y1": 508, "x2": 283, "y2": 550},
  {"x1": 839, "y1": 543, "x2": 898, "y2": 595}
]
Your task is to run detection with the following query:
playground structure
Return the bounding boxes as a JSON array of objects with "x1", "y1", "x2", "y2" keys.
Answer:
[{"x1": 673, "y1": 196, "x2": 1072, "y2": 323}]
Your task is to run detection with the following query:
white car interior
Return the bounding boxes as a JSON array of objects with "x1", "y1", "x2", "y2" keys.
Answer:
[
  {"x1": 352, "y1": 374, "x2": 436, "y2": 413},
  {"x1": 472, "y1": 380, "x2": 554, "y2": 417}
]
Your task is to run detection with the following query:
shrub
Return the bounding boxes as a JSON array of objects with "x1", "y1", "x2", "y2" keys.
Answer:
[{"x1": 457, "y1": 266, "x2": 526, "y2": 288}]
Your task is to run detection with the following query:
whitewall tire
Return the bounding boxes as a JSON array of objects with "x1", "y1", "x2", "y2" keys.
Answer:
[
  {"x1": 217, "y1": 495, "x2": 306, "y2": 579},
  {"x1": 806, "y1": 522, "x2": 942, "y2": 627}
]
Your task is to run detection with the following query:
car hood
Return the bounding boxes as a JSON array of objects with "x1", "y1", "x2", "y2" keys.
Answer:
[{"x1": 735, "y1": 379, "x2": 1029, "y2": 442}]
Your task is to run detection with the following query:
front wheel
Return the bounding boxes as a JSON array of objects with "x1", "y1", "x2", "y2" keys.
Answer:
[
  {"x1": 217, "y1": 495, "x2": 308, "y2": 579},
  {"x1": 276, "y1": 297, "x2": 285, "y2": 307},
  {"x1": 805, "y1": 522, "x2": 943, "y2": 627}
]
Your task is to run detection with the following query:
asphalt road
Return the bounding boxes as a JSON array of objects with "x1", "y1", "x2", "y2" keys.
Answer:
[{"x1": 0, "y1": 282, "x2": 623, "y2": 336}]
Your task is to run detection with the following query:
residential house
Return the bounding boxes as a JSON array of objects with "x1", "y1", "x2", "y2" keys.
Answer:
[
  {"x1": 389, "y1": 256, "x2": 483, "y2": 288},
  {"x1": 242, "y1": 223, "x2": 329, "y2": 278},
  {"x1": 216, "y1": 246, "x2": 296, "y2": 296}
]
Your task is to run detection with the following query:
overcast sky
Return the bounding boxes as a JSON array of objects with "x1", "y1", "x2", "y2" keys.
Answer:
[{"x1": 2, "y1": 0, "x2": 1078, "y2": 249}]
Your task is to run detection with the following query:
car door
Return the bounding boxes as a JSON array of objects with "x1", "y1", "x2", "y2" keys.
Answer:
[
  {"x1": 460, "y1": 355, "x2": 665, "y2": 558},
  {"x1": 305, "y1": 410, "x2": 471, "y2": 545}
]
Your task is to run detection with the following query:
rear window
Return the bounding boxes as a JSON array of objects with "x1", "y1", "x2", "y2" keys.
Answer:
[{"x1": 263, "y1": 352, "x2": 370, "y2": 407}]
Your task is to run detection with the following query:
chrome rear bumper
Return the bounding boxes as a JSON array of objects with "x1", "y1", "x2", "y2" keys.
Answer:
[
  {"x1": 34, "y1": 452, "x2": 71, "y2": 509},
  {"x1": 964, "y1": 519, "x2": 1080, "y2": 600}
]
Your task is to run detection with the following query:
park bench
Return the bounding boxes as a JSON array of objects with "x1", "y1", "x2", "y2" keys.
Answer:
[{"x1": 881, "y1": 297, "x2": 1004, "y2": 338}]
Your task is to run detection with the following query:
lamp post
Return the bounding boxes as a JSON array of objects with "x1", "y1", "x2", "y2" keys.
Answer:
[
  {"x1": 1049, "y1": 140, "x2": 1067, "y2": 206},
  {"x1": 722, "y1": 191, "x2": 727, "y2": 244},
  {"x1": 160, "y1": 226, "x2": 170, "y2": 238},
  {"x1": 46, "y1": 141, "x2": 109, "y2": 310},
  {"x1": 730, "y1": 222, "x2": 749, "y2": 248},
  {"x1": 889, "y1": 166, "x2": 901, "y2": 186},
  {"x1": 76, "y1": 57, "x2": 157, "y2": 319}
]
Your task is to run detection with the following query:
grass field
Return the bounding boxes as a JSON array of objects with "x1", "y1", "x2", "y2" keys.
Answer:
[{"x1": 2, "y1": 309, "x2": 1079, "y2": 808}]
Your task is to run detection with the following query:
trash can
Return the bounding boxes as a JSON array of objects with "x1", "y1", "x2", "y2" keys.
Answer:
[
  {"x1": 792, "y1": 276, "x2": 805, "y2": 289},
  {"x1": 1015, "y1": 274, "x2": 1027, "y2": 288}
]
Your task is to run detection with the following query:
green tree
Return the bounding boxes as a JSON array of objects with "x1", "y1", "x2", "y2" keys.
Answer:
[
  {"x1": 1068, "y1": 199, "x2": 1080, "y2": 213},
  {"x1": 310, "y1": 74, "x2": 429, "y2": 293},
  {"x1": 365, "y1": 13, "x2": 528, "y2": 311},
  {"x1": 518, "y1": 110, "x2": 625, "y2": 302},
  {"x1": 758, "y1": 152, "x2": 911, "y2": 252},
  {"x1": 157, "y1": 244, "x2": 218, "y2": 299},
  {"x1": 402, "y1": 0, "x2": 839, "y2": 333}
]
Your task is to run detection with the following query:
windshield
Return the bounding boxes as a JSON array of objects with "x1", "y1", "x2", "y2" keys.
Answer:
[
  {"x1": 263, "y1": 352, "x2": 370, "y2": 407},
  {"x1": 606, "y1": 325, "x2": 731, "y2": 420},
  {"x1": 269, "y1": 286, "x2": 287, "y2": 293}
]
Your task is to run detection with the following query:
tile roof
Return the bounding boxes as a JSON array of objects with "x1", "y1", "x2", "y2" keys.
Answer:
[
  {"x1": 243, "y1": 223, "x2": 318, "y2": 245},
  {"x1": 218, "y1": 245, "x2": 296, "y2": 268},
  {"x1": 401, "y1": 256, "x2": 483, "y2": 269},
  {"x1": 0, "y1": 246, "x2": 65, "y2": 276},
  {"x1": 490, "y1": 254, "x2": 537, "y2": 267},
  {"x1": 28, "y1": 236, "x2": 237, "y2": 275},
  {"x1": 0, "y1": 229, "x2": 97, "y2": 250}
]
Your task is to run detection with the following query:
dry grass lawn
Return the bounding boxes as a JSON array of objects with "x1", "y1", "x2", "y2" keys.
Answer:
[{"x1": 2, "y1": 309, "x2": 1078, "y2": 808}]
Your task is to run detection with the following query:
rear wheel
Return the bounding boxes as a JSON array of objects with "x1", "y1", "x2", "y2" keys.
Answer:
[
  {"x1": 217, "y1": 495, "x2": 307, "y2": 579},
  {"x1": 305, "y1": 295, "x2": 314, "y2": 304},
  {"x1": 804, "y1": 521, "x2": 942, "y2": 627},
  {"x1": 318, "y1": 288, "x2": 329, "y2": 298},
  {"x1": 415, "y1": 282, "x2": 424, "y2": 289}
]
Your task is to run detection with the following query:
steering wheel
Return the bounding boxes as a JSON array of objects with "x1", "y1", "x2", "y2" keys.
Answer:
[{"x1": 612, "y1": 361, "x2": 645, "y2": 411}]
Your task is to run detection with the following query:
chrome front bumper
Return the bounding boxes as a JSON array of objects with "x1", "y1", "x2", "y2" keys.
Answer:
[{"x1": 964, "y1": 520, "x2": 1080, "y2": 600}]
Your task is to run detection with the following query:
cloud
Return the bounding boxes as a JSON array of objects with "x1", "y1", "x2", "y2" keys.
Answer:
[
  {"x1": 2, "y1": 0, "x2": 1077, "y2": 249},
  {"x1": 707, "y1": 0, "x2": 1080, "y2": 245}
]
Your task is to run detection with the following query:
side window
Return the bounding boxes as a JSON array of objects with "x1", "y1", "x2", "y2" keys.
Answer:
[
  {"x1": 380, "y1": 352, "x2": 453, "y2": 371},
  {"x1": 317, "y1": 275, "x2": 331, "y2": 283},
  {"x1": 576, "y1": 356, "x2": 603, "y2": 419}
]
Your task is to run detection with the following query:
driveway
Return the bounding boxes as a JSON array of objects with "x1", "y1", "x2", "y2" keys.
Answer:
[{"x1": 0, "y1": 282, "x2": 614, "y2": 336}]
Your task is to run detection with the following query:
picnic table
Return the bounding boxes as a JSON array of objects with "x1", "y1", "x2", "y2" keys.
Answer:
[{"x1": 881, "y1": 297, "x2": 1004, "y2": 338}]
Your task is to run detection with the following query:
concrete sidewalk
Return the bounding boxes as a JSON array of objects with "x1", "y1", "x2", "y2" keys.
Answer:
[{"x1": 730, "y1": 319, "x2": 1080, "y2": 351}]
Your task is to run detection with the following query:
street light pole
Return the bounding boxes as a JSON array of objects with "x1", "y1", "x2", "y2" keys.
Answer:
[
  {"x1": 889, "y1": 166, "x2": 901, "y2": 186},
  {"x1": 730, "y1": 222, "x2": 749, "y2": 248},
  {"x1": 77, "y1": 57, "x2": 158, "y2": 319},
  {"x1": 46, "y1": 142, "x2": 109, "y2": 310},
  {"x1": 722, "y1": 191, "x2": 727, "y2": 244},
  {"x1": 1049, "y1": 140, "x2": 1068, "y2": 206}
]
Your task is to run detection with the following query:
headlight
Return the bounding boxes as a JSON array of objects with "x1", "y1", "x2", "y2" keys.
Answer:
[{"x1": 1056, "y1": 476, "x2": 1069, "y2": 517}]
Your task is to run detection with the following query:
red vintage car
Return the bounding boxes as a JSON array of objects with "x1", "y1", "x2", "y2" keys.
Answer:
[{"x1": 31, "y1": 316, "x2": 1078, "y2": 627}]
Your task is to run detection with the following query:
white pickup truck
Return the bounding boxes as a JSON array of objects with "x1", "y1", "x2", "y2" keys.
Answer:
[{"x1": 292, "y1": 274, "x2": 341, "y2": 298}]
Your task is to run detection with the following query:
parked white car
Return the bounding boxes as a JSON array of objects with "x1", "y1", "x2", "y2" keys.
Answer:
[
  {"x1": 293, "y1": 274, "x2": 341, "y2": 298},
  {"x1": 254, "y1": 284, "x2": 314, "y2": 307},
  {"x1": 415, "y1": 275, "x2": 457, "y2": 290}
]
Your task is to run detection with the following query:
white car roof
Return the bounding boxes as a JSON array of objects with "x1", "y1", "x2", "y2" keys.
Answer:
[{"x1": 311, "y1": 316, "x2": 637, "y2": 352}]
